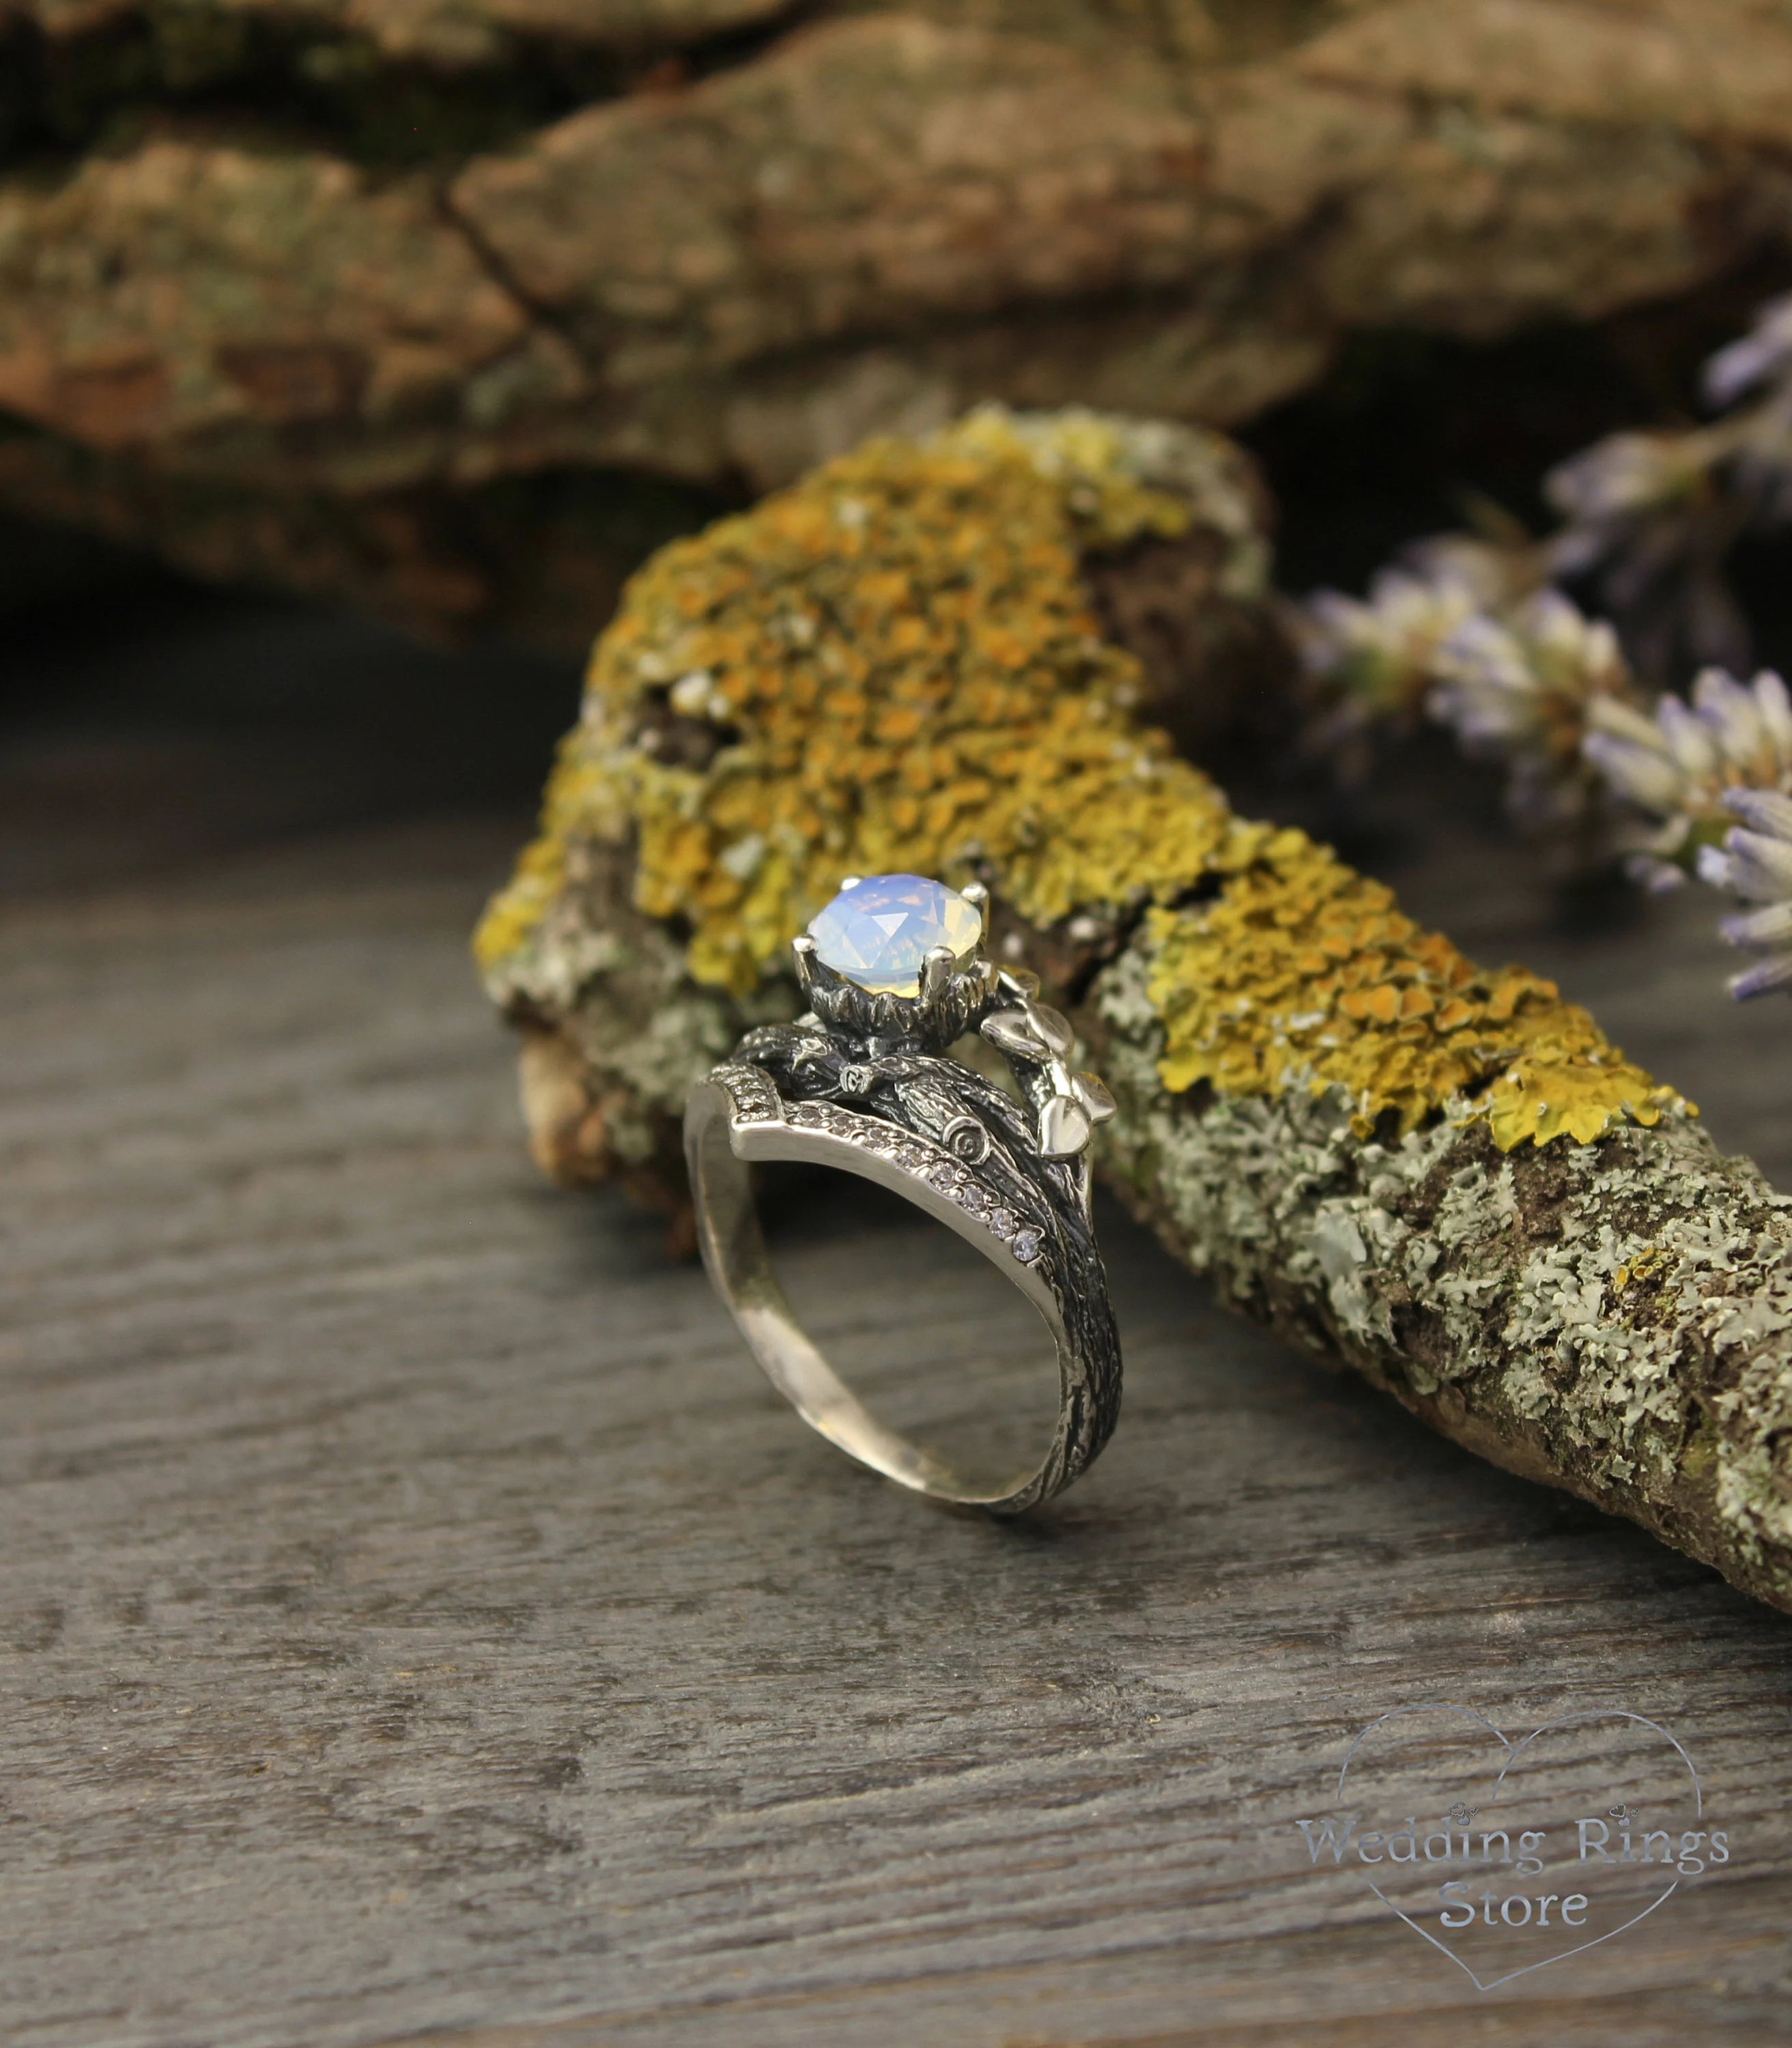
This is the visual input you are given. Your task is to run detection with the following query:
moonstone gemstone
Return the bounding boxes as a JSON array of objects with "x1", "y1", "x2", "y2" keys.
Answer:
[{"x1": 806, "y1": 874, "x2": 982, "y2": 995}]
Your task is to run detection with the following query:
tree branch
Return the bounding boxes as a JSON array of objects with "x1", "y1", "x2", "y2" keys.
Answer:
[{"x1": 477, "y1": 404, "x2": 1792, "y2": 1612}]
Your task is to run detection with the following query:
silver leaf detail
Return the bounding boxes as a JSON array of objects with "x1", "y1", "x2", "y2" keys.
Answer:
[
  {"x1": 982, "y1": 1008, "x2": 1047, "y2": 1059},
  {"x1": 1070, "y1": 1070, "x2": 1116, "y2": 1123},
  {"x1": 1038, "y1": 1094, "x2": 1094, "y2": 1158},
  {"x1": 1028, "y1": 1004, "x2": 1075, "y2": 1055}
]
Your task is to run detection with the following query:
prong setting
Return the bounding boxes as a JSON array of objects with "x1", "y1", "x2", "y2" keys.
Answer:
[
  {"x1": 919, "y1": 943, "x2": 957, "y2": 1007},
  {"x1": 791, "y1": 876, "x2": 1115, "y2": 1171},
  {"x1": 799, "y1": 874, "x2": 992, "y2": 1054}
]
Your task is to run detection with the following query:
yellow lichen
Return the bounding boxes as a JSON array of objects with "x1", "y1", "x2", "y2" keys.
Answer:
[
  {"x1": 474, "y1": 729, "x2": 625, "y2": 975},
  {"x1": 478, "y1": 407, "x2": 1692, "y2": 1150},
  {"x1": 945, "y1": 406, "x2": 1203, "y2": 553},
  {"x1": 1146, "y1": 832, "x2": 1687, "y2": 1148},
  {"x1": 478, "y1": 409, "x2": 1239, "y2": 990},
  {"x1": 1612, "y1": 1246, "x2": 1671, "y2": 1292},
  {"x1": 473, "y1": 831, "x2": 565, "y2": 977}
]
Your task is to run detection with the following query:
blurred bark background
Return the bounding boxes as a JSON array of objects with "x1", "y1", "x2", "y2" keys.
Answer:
[{"x1": 6, "y1": 0, "x2": 1792, "y2": 647}]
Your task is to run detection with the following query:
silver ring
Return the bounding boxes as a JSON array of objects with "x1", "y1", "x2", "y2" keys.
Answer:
[{"x1": 684, "y1": 874, "x2": 1122, "y2": 1514}]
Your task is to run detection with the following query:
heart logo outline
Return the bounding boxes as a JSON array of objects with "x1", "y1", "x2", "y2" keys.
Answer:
[{"x1": 1335, "y1": 1703, "x2": 1703, "y2": 1991}]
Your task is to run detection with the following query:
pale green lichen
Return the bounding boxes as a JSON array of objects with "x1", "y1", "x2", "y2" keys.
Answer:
[{"x1": 1100, "y1": 911, "x2": 1792, "y2": 1571}]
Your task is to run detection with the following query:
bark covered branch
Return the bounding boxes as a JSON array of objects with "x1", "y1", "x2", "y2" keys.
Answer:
[{"x1": 474, "y1": 405, "x2": 1792, "y2": 1615}]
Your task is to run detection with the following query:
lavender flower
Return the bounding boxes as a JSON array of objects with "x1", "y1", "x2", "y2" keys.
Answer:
[
  {"x1": 1290, "y1": 295, "x2": 1792, "y2": 1008},
  {"x1": 1539, "y1": 296, "x2": 1792, "y2": 681},
  {"x1": 1703, "y1": 291, "x2": 1792, "y2": 406},
  {"x1": 1544, "y1": 426, "x2": 1746, "y2": 679},
  {"x1": 1582, "y1": 668, "x2": 1792, "y2": 887},
  {"x1": 1708, "y1": 299, "x2": 1792, "y2": 526},
  {"x1": 1293, "y1": 536, "x2": 1539, "y2": 781},
  {"x1": 1297, "y1": 565, "x2": 1480, "y2": 713},
  {"x1": 1295, "y1": 296, "x2": 1792, "y2": 862},
  {"x1": 1429, "y1": 589, "x2": 1632, "y2": 828},
  {"x1": 1546, "y1": 430, "x2": 1714, "y2": 555},
  {"x1": 1699, "y1": 786, "x2": 1792, "y2": 999}
]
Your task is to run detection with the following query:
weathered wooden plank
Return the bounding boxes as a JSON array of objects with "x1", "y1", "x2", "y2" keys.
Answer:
[{"x1": 2, "y1": 611, "x2": 1791, "y2": 2046}]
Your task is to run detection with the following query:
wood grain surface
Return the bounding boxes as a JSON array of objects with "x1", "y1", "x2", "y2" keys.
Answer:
[{"x1": 3, "y1": 598, "x2": 1792, "y2": 2047}]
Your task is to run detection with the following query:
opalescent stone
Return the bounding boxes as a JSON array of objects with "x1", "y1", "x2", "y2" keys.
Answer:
[{"x1": 806, "y1": 874, "x2": 982, "y2": 995}]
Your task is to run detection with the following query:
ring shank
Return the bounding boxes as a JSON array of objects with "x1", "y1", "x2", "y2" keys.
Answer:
[{"x1": 684, "y1": 1079, "x2": 1092, "y2": 1513}]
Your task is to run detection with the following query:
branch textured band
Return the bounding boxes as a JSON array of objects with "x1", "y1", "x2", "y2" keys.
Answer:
[{"x1": 476, "y1": 406, "x2": 1792, "y2": 1614}]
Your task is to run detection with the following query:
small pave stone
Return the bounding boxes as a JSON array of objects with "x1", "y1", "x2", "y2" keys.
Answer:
[
  {"x1": 1011, "y1": 1226, "x2": 1042, "y2": 1262},
  {"x1": 989, "y1": 1207, "x2": 1017, "y2": 1240},
  {"x1": 806, "y1": 874, "x2": 982, "y2": 995}
]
